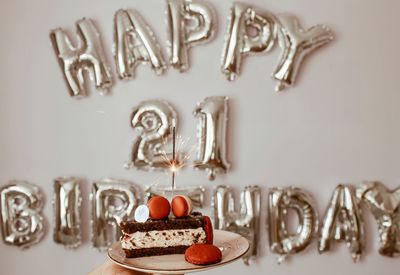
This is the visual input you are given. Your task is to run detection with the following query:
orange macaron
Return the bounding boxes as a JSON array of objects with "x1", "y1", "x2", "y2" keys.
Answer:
[
  {"x1": 147, "y1": 196, "x2": 170, "y2": 220},
  {"x1": 185, "y1": 244, "x2": 222, "y2": 265},
  {"x1": 171, "y1": 195, "x2": 193, "y2": 218},
  {"x1": 203, "y1": 216, "x2": 213, "y2": 244}
]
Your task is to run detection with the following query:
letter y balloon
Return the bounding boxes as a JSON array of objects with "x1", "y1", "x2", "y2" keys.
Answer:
[
  {"x1": 357, "y1": 182, "x2": 400, "y2": 257},
  {"x1": 273, "y1": 14, "x2": 334, "y2": 92},
  {"x1": 221, "y1": 2, "x2": 334, "y2": 91}
]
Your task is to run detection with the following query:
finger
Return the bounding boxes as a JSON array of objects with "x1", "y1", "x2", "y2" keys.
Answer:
[
  {"x1": 88, "y1": 260, "x2": 149, "y2": 275},
  {"x1": 103, "y1": 261, "x2": 136, "y2": 275}
]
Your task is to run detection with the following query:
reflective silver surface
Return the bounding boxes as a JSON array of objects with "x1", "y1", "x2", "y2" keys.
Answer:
[
  {"x1": 273, "y1": 14, "x2": 334, "y2": 91},
  {"x1": 53, "y1": 177, "x2": 82, "y2": 248},
  {"x1": 213, "y1": 185, "x2": 261, "y2": 265},
  {"x1": 193, "y1": 96, "x2": 230, "y2": 180},
  {"x1": 127, "y1": 100, "x2": 178, "y2": 171},
  {"x1": 268, "y1": 187, "x2": 318, "y2": 263},
  {"x1": 0, "y1": 181, "x2": 45, "y2": 249},
  {"x1": 91, "y1": 179, "x2": 142, "y2": 251},
  {"x1": 319, "y1": 184, "x2": 365, "y2": 262},
  {"x1": 166, "y1": 0, "x2": 216, "y2": 72},
  {"x1": 357, "y1": 181, "x2": 400, "y2": 257},
  {"x1": 114, "y1": 9, "x2": 166, "y2": 79},
  {"x1": 221, "y1": 2, "x2": 276, "y2": 81},
  {"x1": 50, "y1": 18, "x2": 112, "y2": 98}
]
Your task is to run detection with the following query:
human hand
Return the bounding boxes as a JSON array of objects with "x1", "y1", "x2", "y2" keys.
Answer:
[{"x1": 88, "y1": 260, "x2": 148, "y2": 275}]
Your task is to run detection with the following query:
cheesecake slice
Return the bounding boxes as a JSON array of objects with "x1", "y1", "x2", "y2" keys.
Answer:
[{"x1": 119, "y1": 212, "x2": 213, "y2": 258}]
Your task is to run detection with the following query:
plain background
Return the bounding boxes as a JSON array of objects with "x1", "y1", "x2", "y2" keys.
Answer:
[{"x1": 0, "y1": 0, "x2": 399, "y2": 274}]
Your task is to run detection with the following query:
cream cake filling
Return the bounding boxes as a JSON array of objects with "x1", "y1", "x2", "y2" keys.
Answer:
[{"x1": 121, "y1": 227, "x2": 206, "y2": 250}]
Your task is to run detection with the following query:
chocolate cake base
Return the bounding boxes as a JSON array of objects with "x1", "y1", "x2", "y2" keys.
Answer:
[
  {"x1": 120, "y1": 212, "x2": 204, "y2": 233},
  {"x1": 122, "y1": 245, "x2": 189, "y2": 258},
  {"x1": 120, "y1": 213, "x2": 213, "y2": 258}
]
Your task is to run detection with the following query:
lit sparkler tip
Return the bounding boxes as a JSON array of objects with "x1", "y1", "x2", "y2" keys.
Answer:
[{"x1": 170, "y1": 164, "x2": 178, "y2": 173}]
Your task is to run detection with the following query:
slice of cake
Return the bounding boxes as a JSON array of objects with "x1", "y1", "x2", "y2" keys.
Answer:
[{"x1": 120, "y1": 213, "x2": 213, "y2": 258}]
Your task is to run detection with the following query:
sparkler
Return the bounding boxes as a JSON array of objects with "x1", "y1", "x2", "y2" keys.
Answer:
[
  {"x1": 167, "y1": 126, "x2": 195, "y2": 191},
  {"x1": 146, "y1": 126, "x2": 199, "y2": 201},
  {"x1": 155, "y1": 125, "x2": 197, "y2": 194},
  {"x1": 171, "y1": 126, "x2": 177, "y2": 191}
]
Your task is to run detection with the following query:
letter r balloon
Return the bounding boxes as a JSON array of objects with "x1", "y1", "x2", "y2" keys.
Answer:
[{"x1": 91, "y1": 179, "x2": 141, "y2": 251}]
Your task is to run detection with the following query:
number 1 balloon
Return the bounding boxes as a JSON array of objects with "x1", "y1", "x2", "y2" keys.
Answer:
[
  {"x1": 193, "y1": 96, "x2": 230, "y2": 180},
  {"x1": 114, "y1": 9, "x2": 166, "y2": 79},
  {"x1": 0, "y1": 181, "x2": 45, "y2": 249},
  {"x1": 272, "y1": 14, "x2": 334, "y2": 91},
  {"x1": 50, "y1": 18, "x2": 113, "y2": 98},
  {"x1": 357, "y1": 181, "x2": 400, "y2": 257},
  {"x1": 221, "y1": 2, "x2": 277, "y2": 81},
  {"x1": 166, "y1": 0, "x2": 216, "y2": 72}
]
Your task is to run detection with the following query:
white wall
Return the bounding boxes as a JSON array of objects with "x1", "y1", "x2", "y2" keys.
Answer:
[{"x1": 0, "y1": 0, "x2": 399, "y2": 274}]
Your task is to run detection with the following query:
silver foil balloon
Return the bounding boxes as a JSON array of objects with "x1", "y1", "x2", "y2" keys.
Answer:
[
  {"x1": 273, "y1": 14, "x2": 334, "y2": 91},
  {"x1": 268, "y1": 187, "x2": 318, "y2": 263},
  {"x1": 145, "y1": 185, "x2": 205, "y2": 208},
  {"x1": 357, "y1": 181, "x2": 400, "y2": 257},
  {"x1": 91, "y1": 179, "x2": 142, "y2": 251},
  {"x1": 53, "y1": 177, "x2": 82, "y2": 248},
  {"x1": 126, "y1": 100, "x2": 178, "y2": 171},
  {"x1": 50, "y1": 18, "x2": 112, "y2": 98},
  {"x1": 221, "y1": 2, "x2": 276, "y2": 81},
  {"x1": 114, "y1": 9, "x2": 166, "y2": 79},
  {"x1": 0, "y1": 181, "x2": 45, "y2": 249},
  {"x1": 213, "y1": 185, "x2": 261, "y2": 265},
  {"x1": 166, "y1": 0, "x2": 216, "y2": 72},
  {"x1": 319, "y1": 184, "x2": 365, "y2": 262},
  {"x1": 193, "y1": 96, "x2": 230, "y2": 180}
]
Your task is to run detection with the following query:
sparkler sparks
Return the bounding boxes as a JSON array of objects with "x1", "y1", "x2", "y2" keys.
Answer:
[
  {"x1": 157, "y1": 126, "x2": 197, "y2": 191},
  {"x1": 170, "y1": 164, "x2": 178, "y2": 173}
]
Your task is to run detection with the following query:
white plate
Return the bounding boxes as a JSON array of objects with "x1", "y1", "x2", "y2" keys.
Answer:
[{"x1": 108, "y1": 230, "x2": 249, "y2": 274}]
